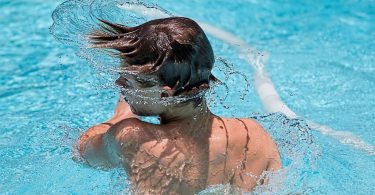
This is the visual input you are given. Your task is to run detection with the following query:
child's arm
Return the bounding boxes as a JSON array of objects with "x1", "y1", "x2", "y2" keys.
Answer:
[{"x1": 77, "y1": 95, "x2": 138, "y2": 168}]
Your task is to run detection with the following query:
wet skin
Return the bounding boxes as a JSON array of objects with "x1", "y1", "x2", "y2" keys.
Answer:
[{"x1": 78, "y1": 79, "x2": 281, "y2": 194}]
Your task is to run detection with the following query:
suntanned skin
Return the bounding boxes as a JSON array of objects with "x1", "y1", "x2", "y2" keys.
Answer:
[{"x1": 78, "y1": 89, "x2": 281, "y2": 194}]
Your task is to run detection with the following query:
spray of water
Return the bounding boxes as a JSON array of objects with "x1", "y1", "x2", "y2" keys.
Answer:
[
  {"x1": 51, "y1": 0, "x2": 323, "y2": 193},
  {"x1": 199, "y1": 17, "x2": 375, "y2": 156}
]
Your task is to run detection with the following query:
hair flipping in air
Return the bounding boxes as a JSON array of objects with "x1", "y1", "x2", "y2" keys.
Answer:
[{"x1": 89, "y1": 17, "x2": 216, "y2": 96}]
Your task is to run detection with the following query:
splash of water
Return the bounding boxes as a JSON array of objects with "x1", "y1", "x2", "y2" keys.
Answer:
[
  {"x1": 50, "y1": 0, "x2": 250, "y2": 110},
  {"x1": 197, "y1": 15, "x2": 375, "y2": 156},
  {"x1": 116, "y1": 0, "x2": 375, "y2": 157},
  {"x1": 51, "y1": 0, "x2": 321, "y2": 193}
]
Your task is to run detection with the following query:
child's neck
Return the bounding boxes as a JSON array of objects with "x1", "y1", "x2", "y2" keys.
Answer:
[{"x1": 159, "y1": 98, "x2": 213, "y2": 136}]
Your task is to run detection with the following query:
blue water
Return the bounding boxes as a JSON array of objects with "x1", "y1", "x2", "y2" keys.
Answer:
[{"x1": 1, "y1": 0, "x2": 374, "y2": 194}]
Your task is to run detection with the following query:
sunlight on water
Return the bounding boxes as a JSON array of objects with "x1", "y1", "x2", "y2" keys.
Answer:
[{"x1": 51, "y1": 0, "x2": 320, "y2": 193}]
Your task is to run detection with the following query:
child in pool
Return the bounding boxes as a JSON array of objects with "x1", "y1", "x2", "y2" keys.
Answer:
[{"x1": 78, "y1": 17, "x2": 281, "y2": 194}]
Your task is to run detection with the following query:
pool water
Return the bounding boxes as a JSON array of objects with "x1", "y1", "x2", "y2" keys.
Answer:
[{"x1": 1, "y1": 0, "x2": 374, "y2": 194}]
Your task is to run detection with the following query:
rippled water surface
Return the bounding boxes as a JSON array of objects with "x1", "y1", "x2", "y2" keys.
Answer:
[{"x1": 1, "y1": 0, "x2": 374, "y2": 194}]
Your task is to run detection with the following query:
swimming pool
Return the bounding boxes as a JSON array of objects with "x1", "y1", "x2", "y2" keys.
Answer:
[{"x1": 1, "y1": 0, "x2": 374, "y2": 194}]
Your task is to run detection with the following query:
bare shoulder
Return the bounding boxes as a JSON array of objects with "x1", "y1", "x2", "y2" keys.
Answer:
[
  {"x1": 107, "y1": 118, "x2": 161, "y2": 152},
  {"x1": 233, "y1": 118, "x2": 281, "y2": 170},
  {"x1": 237, "y1": 118, "x2": 270, "y2": 139},
  {"x1": 214, "y1": 117, "x2": 270, "y2": 146},
  {"x1": 243, "y1": 118, "x2": 280, "y2": 169},
  {"x1": 239, "y1": 118, "x2": 277, "y2": 147},
  {"x1": 211, "y1": 116, "x2": 279, "y2": 159},
  {"x1": 210, "y1": 116, "x2": 281, "y2": 189},
  {"x1": 107, "y1": 118, "x2": 144, "y2": 139}
]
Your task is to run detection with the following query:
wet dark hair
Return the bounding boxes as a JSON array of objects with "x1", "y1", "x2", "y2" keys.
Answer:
[{"x1": 89, "y1": 17, "x2": 216, "y2": 96}]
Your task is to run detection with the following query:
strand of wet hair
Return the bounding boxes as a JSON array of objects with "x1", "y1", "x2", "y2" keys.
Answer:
[
  {"x1": 215, "y1": 116, "x2": 229, "y2": 183},
  {"x1": 235, "y1": 118, "x2": 250, "y2": 172}
]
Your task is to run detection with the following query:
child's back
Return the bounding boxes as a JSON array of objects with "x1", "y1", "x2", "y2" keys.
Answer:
[{"x1": 81, "y1": 102, "x2": 280, "y2": 194}]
